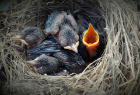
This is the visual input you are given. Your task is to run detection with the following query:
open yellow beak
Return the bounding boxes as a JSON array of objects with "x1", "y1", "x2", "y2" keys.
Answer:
[{"x1": 83, "y1": 23, "x2": 99, "y2": 56}]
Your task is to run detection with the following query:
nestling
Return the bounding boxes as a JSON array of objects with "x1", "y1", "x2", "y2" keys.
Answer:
[
  {"x1": 58, "y1": 24, "x2": 79, "y2": 53},
  {"x1": 82, "y1": 23, "x2": 99, "y2": 57},
  {"x1": 13, "y1": 27, "x2": 45, "y2": 48},
  {"x1": 44, "y1": 11, "x2": 79, "y2": 53},
  {"x1": 77, "y1": 15, "x2": 106, "y2": 62},
  {"x1": 27, "y1": 34, "x2": 85, "y2": 74},
  {"x1": 27, "y1": 54, "x2": 62, "y2": 74}
]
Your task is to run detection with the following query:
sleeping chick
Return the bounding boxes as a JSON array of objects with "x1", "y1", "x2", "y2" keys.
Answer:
[
  {"x1": 13, "y1": 27, "x2": 45, "y2": 48},
  {"x1": 27, "y1": 54, "x2": 62, "y2": 74},
  {"x1": 44, "y1": 11, "x2": 79, "y2": 53},
  {"x1": 52, "y1": 50, "x2": 85, "y2": 73},
  {"x1": 27, "y1": 34, "x2": 62, "y2": 60},
  {"x1": 27, "y1": 34, "x2": 85, "y2": 74},
  {"x1": 44, "y1": 11, "x2": 66, "y2": 35},
  {"x1": 58, "y1": 24, "x2": 79, "y2": 53}
]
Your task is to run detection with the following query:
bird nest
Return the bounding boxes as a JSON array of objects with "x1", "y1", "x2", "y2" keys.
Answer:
[{"x1": 0, "y1": 0, "x2": 140, "y2": 95}]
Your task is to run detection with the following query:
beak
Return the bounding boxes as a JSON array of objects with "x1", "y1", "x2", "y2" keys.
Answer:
[
  {"x1": 82, "y1": 23, "x2": 99, "y2": 57},
  {"x1": 71, "y1": 44, "x2": 78, "y2": 53},
  {"x1": 13, "y1": 35, "x2": 28, "y2": 48},
  {"x1": 12, "y1": 35, "x2": 23, "y2": 42},
  {"x1": 26, "y1": 60, "x2": 37, "y2": 67},
  {"x1": 20, "y1": 39, "x2": 28, "y2": 45},
  {"x1": 64, "y1": 43, "x2": 78, "y2": 53}
]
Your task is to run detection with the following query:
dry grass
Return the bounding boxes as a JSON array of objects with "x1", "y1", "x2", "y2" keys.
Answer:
[{"x1": 0, "y1": 0, "x2": 140, "y2": 95}]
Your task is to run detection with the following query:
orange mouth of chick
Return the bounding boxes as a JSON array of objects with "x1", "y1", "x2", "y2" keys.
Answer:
[{"x1": 83, "y1": 24, "x2": 99, "y2": 50}]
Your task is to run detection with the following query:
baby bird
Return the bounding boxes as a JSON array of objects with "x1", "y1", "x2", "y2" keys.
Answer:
[
  {"x1": 13, "y1": 27, "x2": 45, "y2": 48},
  {"x1": 82, "y1": 23, "x2": 99, "y2": 57},
  {"x1": 27, "y1": 34, "x2": 85, "y2": 74},
  {"x1": 58, "y1": 24, "x2": 79, "y2": 53},
  {"x1": 27, "y1": 35, "x2": 62, "y2": 60},
  {"x1": 27, "y1": 54, "x2": 62, "y2": 74},
  {"x1": 77, "y1": 15, "x2": 106, "y2": 62},
  {"x1": 44, "y1": 11, "x2": 79, "y2": 53},
  {"x1": 44, "y1": 12, "x2": 66, "y2": 35},
  {"x1": 52, "y1": 50, "x2": 85, "y2": 73}
]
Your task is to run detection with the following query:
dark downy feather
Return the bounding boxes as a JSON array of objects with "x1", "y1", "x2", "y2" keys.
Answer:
[
  {"x1": 28, "y1": 35, "x2": 85, "y2": 73},
  {"x1": 45, "y1": 11, "x2": 79, "y2": 48},
  {"x1": 21, "y1": 27, "x2": 44, "y2": 45},
  {"x1": 34, "y1": 54, "x2": 63, "y2": 74}
]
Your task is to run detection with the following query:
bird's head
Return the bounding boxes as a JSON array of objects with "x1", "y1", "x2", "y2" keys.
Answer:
[
  {"x1": 59, "y1": 25, "x2": 79, "y2": 53},
  {"x1": 82, "y1": 23, "x2": 99, "y2": 57},
  {"x1": 26, "y1": 54, "x2": 49, "y2": 67},
  {"x1": 13, "y1": 27, "x2": 44, "y2": 48}
]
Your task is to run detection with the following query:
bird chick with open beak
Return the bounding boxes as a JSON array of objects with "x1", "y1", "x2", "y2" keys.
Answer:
[
  {"x1": 78, "y1": 20, "x2": 106, "y2": 62},
  {"x1": 27, "y1": 54, "x2": 62, "y2": 74},
  {"x1": 75, "y1": 7, "x2": 107, "y2": 62},
  {"x1": 13, "y1": 27, "x2": 44, "y2": 48},
  {"x1": 78, "y1": 23, "x2": 100, "y2": 62},
  {"x1": 82, "y1": 23, "x2": 99, "y2": 57},
  {"x1": 44, "y1": 11, "x2": 79, "y2": 53}
]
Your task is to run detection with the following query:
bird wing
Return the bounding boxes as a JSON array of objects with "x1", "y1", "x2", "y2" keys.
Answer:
[{"x1": 28, "y1": 40, "x2": 61, "y2": 60}]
